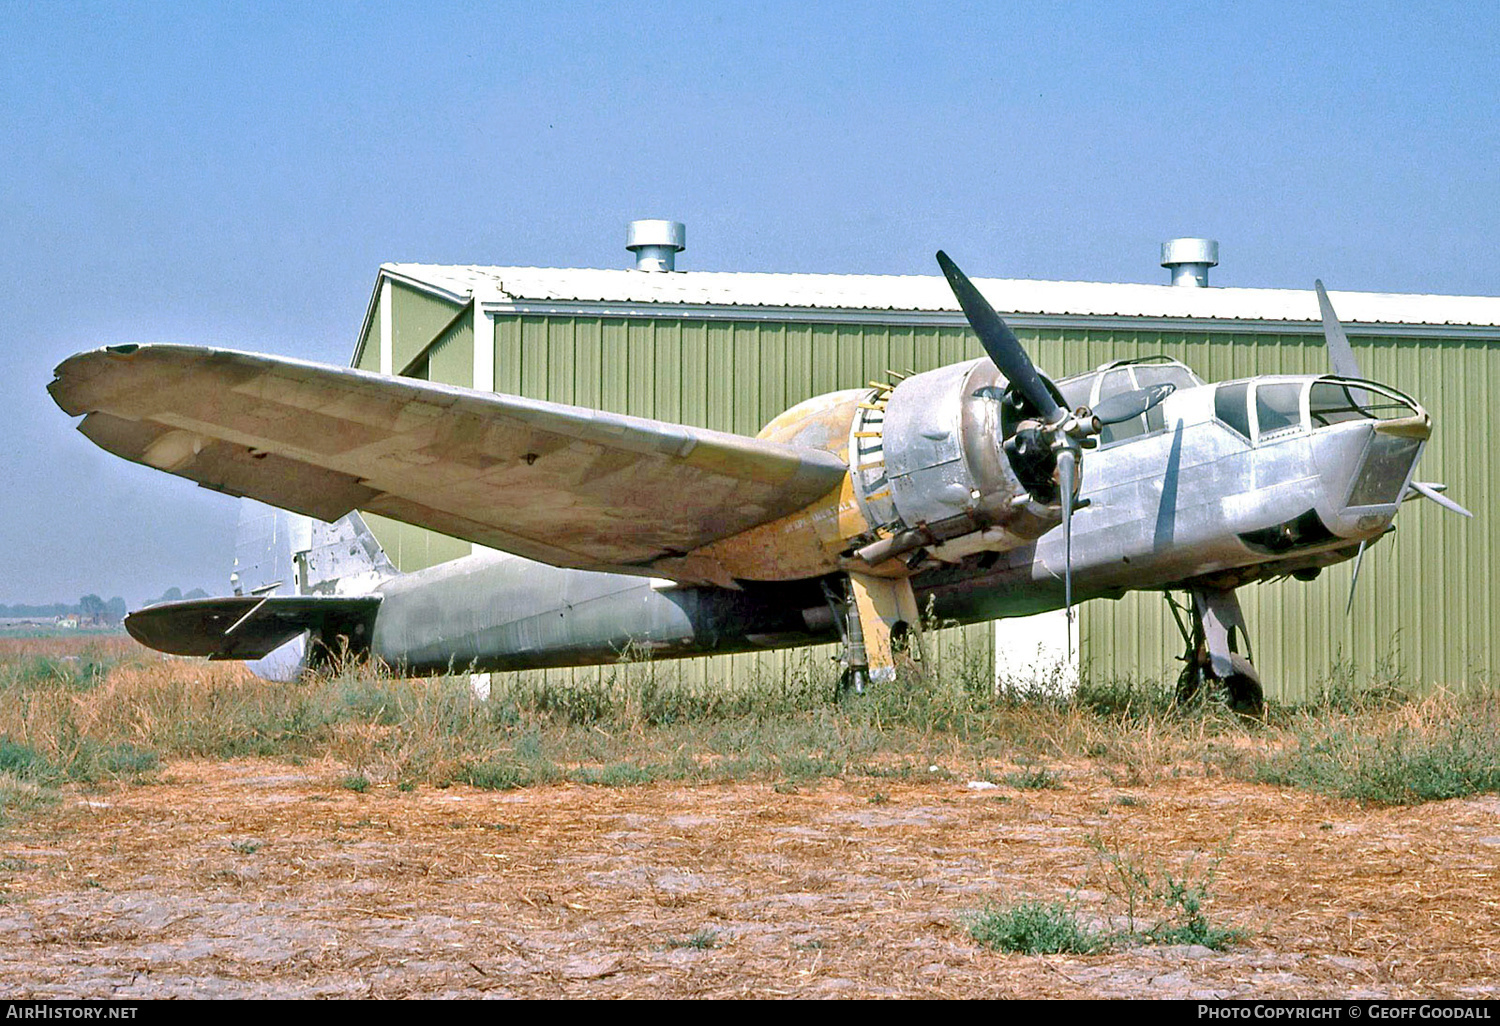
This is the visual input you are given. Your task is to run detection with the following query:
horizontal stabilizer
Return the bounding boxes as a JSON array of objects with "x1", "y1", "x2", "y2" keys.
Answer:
[{"x1": 125, "y1": 595, "x2": 382, "y2": 660}]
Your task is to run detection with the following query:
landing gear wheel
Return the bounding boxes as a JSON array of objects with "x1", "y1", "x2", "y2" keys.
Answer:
[
  {"x1": 1177, "y1": 653, "x2": 1264, "y2": 718},
  {"x1": 836, "y1": 666, "x2": 868, "y2": 700}
]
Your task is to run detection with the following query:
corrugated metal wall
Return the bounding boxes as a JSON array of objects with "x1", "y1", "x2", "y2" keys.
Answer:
[
  {"x1": 353, "y1": 281, "x2": 464, "y2": 374},
  {"x1": 357, "y1": 278, "x2": 1497, "y2": 697},
  {"x1": 356, "y1": 284, "x2": 471, "y2": 570}
]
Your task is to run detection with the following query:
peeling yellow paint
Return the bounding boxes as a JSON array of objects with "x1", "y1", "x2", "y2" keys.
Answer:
[{"x1": 687, "y1": 390, "x2": 882, "y2": 582}]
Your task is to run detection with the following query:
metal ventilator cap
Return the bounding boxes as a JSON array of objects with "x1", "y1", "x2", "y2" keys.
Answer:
[
  {"x1": 627, "y1": 220, "x2": 686, "y2": 272},
  {"x1": 1161, "y1": 238, "x2": 1219, "y2": 287}
]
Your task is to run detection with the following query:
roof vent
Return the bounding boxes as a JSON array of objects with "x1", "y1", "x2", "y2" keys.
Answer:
[
  {"x1": 626, "y1": 219, "x2": 686, "y2": 272},
  {"x1": 1160, "y1": 238, "x2": 1219, "y2": 287}
]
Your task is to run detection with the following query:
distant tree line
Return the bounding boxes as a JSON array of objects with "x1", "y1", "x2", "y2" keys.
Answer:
[
  {"x1": 0, "y1": 587, "x2": 209, "y2": 624},
  {"x1": 144, "y1": 587, "x2": 210, "y2": 606},
  {"x1": 0, "y1": 595, "x2": 128, "y2": 623}
]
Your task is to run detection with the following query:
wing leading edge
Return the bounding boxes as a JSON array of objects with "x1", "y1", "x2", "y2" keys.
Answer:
[{"x1": 50, "y1": 345, "x2": 848, "y2": 582}]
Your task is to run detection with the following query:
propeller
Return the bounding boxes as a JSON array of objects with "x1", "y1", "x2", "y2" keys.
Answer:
[
  {"x1": 1315, "y1": 279, "x2": 1372, "y2": 414},
  {"x1": 1409, "y1": 481, "x2": 1474, "y2": 519},
  {"x1": 937, "y1": 251, "x2": 1067, "y2": 424},
  {"x1": 1318, "y1": 282, "x2": 1473, "y2": 618},
  {"x1": 1318, "y1": 278, "x2": 1375, "y2": 618},
  {"x1": 1094, "y1": 382, "x2": 1176, "y2": 425},
  {"x1": 1057, "y1": 447, "x2": 1078, "y2": 658},
  {"x1": 938, "y1": 251, "x2": 1105, "y2": 655},
  {"x1": 1345, "y1": 540, "x2": 1367, "y2": 617},
  {"x1": 1315, "y1": 280, "x2": 1362, "y2": 380}
]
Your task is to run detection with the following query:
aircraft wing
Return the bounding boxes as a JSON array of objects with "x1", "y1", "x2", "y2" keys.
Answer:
[{"x1": 50, "y1": 345, "x2": 848, "y2": 581}]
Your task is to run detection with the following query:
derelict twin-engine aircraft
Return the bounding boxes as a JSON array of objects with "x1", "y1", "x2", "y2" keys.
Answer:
[{"x1": 48, "y1": 253, "x2": 1473, "y2": 713}]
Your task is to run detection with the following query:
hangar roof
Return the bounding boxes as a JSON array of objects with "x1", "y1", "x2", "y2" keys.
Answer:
[{"x1": 377, "y1": 263, "x2": 1500, "y2": 335}]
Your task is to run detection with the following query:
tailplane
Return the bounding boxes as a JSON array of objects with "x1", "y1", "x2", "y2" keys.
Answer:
[
  {"x1": 127, "y1": 500, "x2": 398, "y2": 680},
  {"x1": 232, "y1": 500, "x2": 396, "y2": 599}
]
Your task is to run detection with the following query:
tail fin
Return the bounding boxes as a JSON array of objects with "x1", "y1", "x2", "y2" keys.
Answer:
[
  {"x1": 187, "y1": 500, "x2": 401, "y2": 680},
  {"x1": 232, "y1": 499, "x2": 396, "y2": 599}
]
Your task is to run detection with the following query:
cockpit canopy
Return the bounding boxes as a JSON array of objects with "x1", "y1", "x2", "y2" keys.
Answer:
[
  {"x1": 1057, "y1": 357, "x2": 1205, "y2": 447},
  {"x1": 1213, "y1": 376, "x2": 1426, "y2": 444}
]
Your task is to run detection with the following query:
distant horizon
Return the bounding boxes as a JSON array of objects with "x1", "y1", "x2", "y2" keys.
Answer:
[{"x1": 0, "y1": 587, "x2": 211, "y2": 613}]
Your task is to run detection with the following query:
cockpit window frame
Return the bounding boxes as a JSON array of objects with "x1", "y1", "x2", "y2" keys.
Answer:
[
  {"x1": 1213, "y1": 381, "x2": 1253, "y2": 441},
  {"x1": 1250, "y1": 379, "x2": 1310, "y2": 445},
  {"x1": 1309, "y1": 377, "x2": 1425, "y2": 426}
]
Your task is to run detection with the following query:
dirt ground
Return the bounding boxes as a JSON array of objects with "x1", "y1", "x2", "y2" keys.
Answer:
[{"x1": 1, "y1": 758, "x2": 1498, "y2": 999}]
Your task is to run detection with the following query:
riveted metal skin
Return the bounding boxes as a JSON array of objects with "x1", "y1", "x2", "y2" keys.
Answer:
[{"x1": 852, "y1": 357, "x2": 1064, "y2": 565}]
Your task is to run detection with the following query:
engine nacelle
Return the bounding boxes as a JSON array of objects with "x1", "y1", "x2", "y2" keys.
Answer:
[
  {"x1": 848, "y1": 358, "x2": 1062, "y2": 565},
  {"x1": 690, "y1": 361, "x2": 1070, "y2": 583}
]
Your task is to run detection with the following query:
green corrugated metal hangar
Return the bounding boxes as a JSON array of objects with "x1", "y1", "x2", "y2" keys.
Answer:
[{"x1": 344, "y1": 226, "x2": 1500, "y2": 700}]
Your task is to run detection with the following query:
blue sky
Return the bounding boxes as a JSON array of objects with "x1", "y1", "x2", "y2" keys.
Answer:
[{"x1": 3, "y1": 0, "x2": 1497, "y2": 604}]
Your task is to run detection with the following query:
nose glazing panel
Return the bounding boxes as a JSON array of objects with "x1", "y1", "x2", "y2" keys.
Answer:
[{"x1": 1346, "y1": 434, "x2": 1424, "y2": 507}]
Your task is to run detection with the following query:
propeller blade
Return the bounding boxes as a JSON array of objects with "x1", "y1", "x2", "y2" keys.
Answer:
[
  {"x1": 1410, "y1": 480, "x2": 1475, "y2": 518},
  {"x1": 1316, "y1": 280, "x2": 1371, "y2": 411},
  {"x1": 1057, "y1": 447, "x2": 1077, "y2": 660},
  {"x1": 937, "y1": 251, "x2": 1066, "y2": 423},
  {"x1": 1345, "y1": 540, "x2": 1366, "y2": 617},
  {"x1": 1315, "y1": 280, "x2": 1363, "y2": 379},
  {"x1": 1092, "y1": 383, "x2": 1176, "y2": 426}
]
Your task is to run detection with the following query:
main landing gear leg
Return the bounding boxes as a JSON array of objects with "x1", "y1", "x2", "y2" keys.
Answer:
[
  {"x1": 1169, "y1": 586, "x2": 1265, "y2": 718},
  {"x1": 840, "y1": 572, "x2": 923, "y2": 694}
]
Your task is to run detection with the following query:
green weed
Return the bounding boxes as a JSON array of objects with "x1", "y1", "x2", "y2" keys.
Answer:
[
  {"x1": 662, "y1": 929, "x2": 720, "y2": 950},
  {"x1": 569, "y1": 762, "x2": 667, "y2": 787},
  {"x1": 101, "y1": 743, "x2": 158, "y2": 776},
  {"x1": 0, "y1": 738, "x2": 49, "y2": 780},
  {"x1": 1, "y1": 655, "x2": 115, "y2": 692},
  {"x1": 1255, "y1": 689, "x2": 1500, "y2": 804},
  {"x1": 0, "y1": 771, "x2": 55, "y2": 828},
  {"x1": 963, "y1": 900, "x2": 1104, "y2": 955},
  {"x1": 1089, "y1": 835, "x2": 1244, "y2": 950},
  {"x1": 1005, "y1": 767, "x2": 1062, "y2": 790}
]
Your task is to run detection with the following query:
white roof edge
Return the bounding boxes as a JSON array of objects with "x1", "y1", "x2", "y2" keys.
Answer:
[
  {"x1": 373, "y1": 263, "x2": 1500, "y2": 332},
  {"x1": 350, "y1": 265, "x2": 476, "y2": 366}
]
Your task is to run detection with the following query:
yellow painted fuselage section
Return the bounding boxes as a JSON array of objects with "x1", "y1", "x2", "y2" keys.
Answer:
[{"x1": 692, "y1": 389, "x2": 873, "y2": 582}]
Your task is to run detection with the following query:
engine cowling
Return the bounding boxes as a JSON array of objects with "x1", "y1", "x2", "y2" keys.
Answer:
[
  {"x1": 847, "y1": 358, "x2": 1065, "y2": 567},
  {"x1": 687, "y1": 362, "x2": 1072, "y2": 583}
]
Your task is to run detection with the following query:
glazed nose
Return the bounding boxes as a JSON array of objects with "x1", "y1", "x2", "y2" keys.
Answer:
[{"x1": 1344, "y1": 429, "x2": 1425, "y2": 509}]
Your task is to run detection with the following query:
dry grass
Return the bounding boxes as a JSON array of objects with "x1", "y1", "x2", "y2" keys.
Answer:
[
  {"x1": 1, "y1": 638, "x2": 1495, "y2": 808},
  {"x1": 0, "y1": 635, "x2": 140, "y2": 659},
  {"x1": 2, "y1": 637, "x2": 1499, "y2": 997}
]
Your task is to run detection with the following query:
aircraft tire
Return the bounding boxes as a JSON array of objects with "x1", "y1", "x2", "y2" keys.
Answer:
[
  {"x1": 836, "y1": 667, "x2": 868, "y2": 700},
  {"x1": 1176, "y1": 654, "x2": 1264, "y2": 718},
  {"x1": 1220, "y1": 654, "x2": 1265, "y2": 718}
]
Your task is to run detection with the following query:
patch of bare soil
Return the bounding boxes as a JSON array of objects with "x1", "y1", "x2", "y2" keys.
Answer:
[{"x1": 1, "y1": 759, "x2": 1497, "y2": 998}]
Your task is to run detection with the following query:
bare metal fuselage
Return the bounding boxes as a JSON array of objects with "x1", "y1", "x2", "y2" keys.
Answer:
[{"x1": 366, "y1": 375, "x2": 1429, "y2": 675}]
